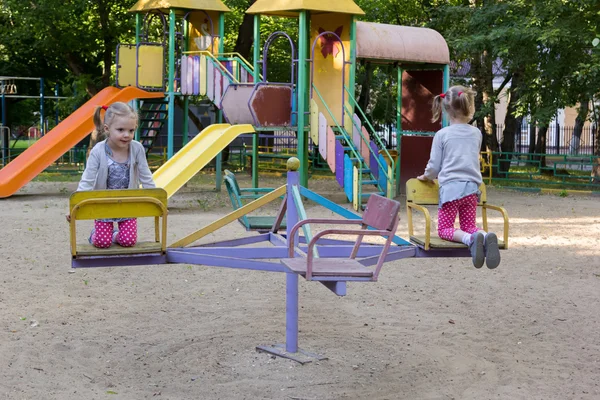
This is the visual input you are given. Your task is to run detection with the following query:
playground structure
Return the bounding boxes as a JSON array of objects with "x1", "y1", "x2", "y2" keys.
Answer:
[
  {"x1": 0, "y1": 0, "x2": 450, "y2": 208},
  {"x1": 0, "y1": 76, "x2": 69, "y2": 167},
  {"x1": 119, "y1": 0, "x2": 451, "y2": 210}
]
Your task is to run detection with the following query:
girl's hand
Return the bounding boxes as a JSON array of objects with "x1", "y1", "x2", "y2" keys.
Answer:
[
  {"x1": 417, "y1": 174, "x2": 430, "y2": 182},
  {"x1": 65, "y1": 214, "x2": 71, "y2": 222}
]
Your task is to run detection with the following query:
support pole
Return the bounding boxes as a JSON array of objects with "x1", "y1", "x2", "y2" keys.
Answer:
[
  {"x1": 297, "y1": 11, "x2": 308, "y2": 187},
  {"x1": 1, "y1": 86, "x2": 7, "y2": 165},
  {"x1": 215, "y1": 12, "x2": 226, "y2": 192},
  {"x1": 285, "y1": 164, "x2": 300, "y2": 353},
  {"x1": 54, "y1": 83, "x2": 59, "y2": 127},
  {"x1": 40, "y1": 78, "x2": 45, "y2": 136},
  {"x1": 182, "y1": 14, "x2": 189, "y2": 147},
  {"x1": 396, "y1": 66, "x2": 403, "y2": 196},
  {"x1": 135, "y1": 13, "x2": 142, "y2": 141},
  {"x1": 167, "y1": 9, "x2": 176, "y2": 159},
  {"x1": 252, "y1": 14, "x2": 261, "y2": 189},
  {"x1": 442, "y1": 64, "x2": 449, "y2": 128}
]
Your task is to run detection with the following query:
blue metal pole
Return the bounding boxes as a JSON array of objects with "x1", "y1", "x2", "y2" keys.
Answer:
[
  {"x1": 285, "y1": 166, "x2": 300, "y2": 353},
  {"x1": 40, "y1": 78, "x2": 45, "y2": 136},
  {"x1": 167, "y1": 9, "x2": 176, "y2": 159},
  {"x1": 55, "y1": 83, "x2": 59, "y2": 126},
  {"x1": 252, "y1": 14, "x2": 261, "y2": 189},
  {"x1": 215, "y1": 12, "x2": 226, "y2": 192},
  {"x1": 297, "y1": 11, "x2": 308, "y2": 187},
  {"x1": 442, "y1": 64, "x2": 450, "y2": 128}
]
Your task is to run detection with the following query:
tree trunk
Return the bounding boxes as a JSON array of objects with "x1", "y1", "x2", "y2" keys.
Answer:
[
  {"x1": 570, "y1": 98, "x2": 589, "y2": 154},
  {"x1": 98, "y1": 0, "x2": 112, "y2": 89},
  {"x1": 528, "y1": 120, "x2": 536, "y2": 154},
  {"x1": 499, "y1": 72, "x2": 523, "y2": 176},
  {"x1": 357, "y1": 61, "x2": 374, "y2": 124},
  {"x1": 470, "y1": 55, "x2": 487, "y2": 151},
  {"x1": 535, "y1": 122, "x2": 549, "y2": 169},
  {"x1": 234, "y1": 0, "x2": 257, "y2": 60}
]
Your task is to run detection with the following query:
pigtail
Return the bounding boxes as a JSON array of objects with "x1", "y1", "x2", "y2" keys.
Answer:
[
  {"x1": 455, "y1": 87, "x2": 476, "y2": 120},
  {"x1": 87, "y1": 106, "x2": 106, "y2": 157},
  {"x1": 431, "y1": 94, "x2": 444, "y2": 122}
]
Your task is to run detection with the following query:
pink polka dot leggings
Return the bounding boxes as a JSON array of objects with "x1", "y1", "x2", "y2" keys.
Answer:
[
  {"x1": 91, "y1": 219, "x2": 137, "y2": 248},
  {"x1": 437, "y1": 194, "x2": 479, "y2": 241}
]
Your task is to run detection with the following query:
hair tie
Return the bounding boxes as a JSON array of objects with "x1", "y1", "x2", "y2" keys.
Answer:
[
  {"x1": 439, "y1": 93, "x2": 446, "y2": 99},
  {"x1": 458, "y1": 91, "x2": 463, "y2": 96},
  {"x1": 101, "y1": 105, "x2": 108, "y2": 111}
]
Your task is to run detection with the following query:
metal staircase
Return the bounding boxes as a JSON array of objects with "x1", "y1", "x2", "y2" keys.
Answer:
[{"x1": 138, "y1": 98, "x2": 168, "y2": 154}]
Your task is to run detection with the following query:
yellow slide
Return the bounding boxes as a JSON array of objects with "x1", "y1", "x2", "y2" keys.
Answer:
[{"x1": 153, "y1": 124, "x2": 255, "y2": 198}]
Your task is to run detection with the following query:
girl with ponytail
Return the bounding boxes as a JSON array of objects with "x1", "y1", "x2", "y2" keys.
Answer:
[
  {"x1": 418, "y1": 86, "x2": 501, "y2": 269},
  {"x1": 67, "y1": 102, "x2": 155, "y2": 249}
]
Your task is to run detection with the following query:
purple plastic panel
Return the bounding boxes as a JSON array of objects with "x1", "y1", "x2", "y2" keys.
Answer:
[
  {"x1": 370, "y1": 141, "x2": 379, "y2": 179},
  {"x1": 318, "y1": 113, "x2": 327, "y2": 160},
  {"x1": 207, "y1": 60, "x2": 215, "y2": 101},
  {"x1": 225, "y1": 61, "x2": 233, "y2": 74},
  {"x1": 335, "y1": 140, "x2": 344, "y2": 187},
  {"x1": 181, "y1": 56, "x2": 188, "y2": 95},
  {"x1": 214, "y1": 66, "x2": 222, "y2": 108},
  {"x1": 327, "y1": 126, "x2": 336, "y2": 173},
  {"x1": 187, "y1": 56, "x2": 194, "y2": 94},
  {"x1": 192, "y1": 56, "x2": 200, "y2": 96}
]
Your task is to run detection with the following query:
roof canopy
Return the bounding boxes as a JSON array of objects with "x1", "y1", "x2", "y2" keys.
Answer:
[
  {"x1": 356, "y1": 22, "x2": 449, "y2": 65},
  {"x1": 246, "y1": 0, "x2": 364, "y2": 17},
  {"x1": 129, "y1": 0, "x2": 230, "y2": 13}
]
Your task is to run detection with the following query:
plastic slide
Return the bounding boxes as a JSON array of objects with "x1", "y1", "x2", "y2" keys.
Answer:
[
  {"x1": 153, "y1": 123, "x2": 255, "y2": 198},
  {"x1": 0, "y1": 86, "x2": 164, "y2": 198}
]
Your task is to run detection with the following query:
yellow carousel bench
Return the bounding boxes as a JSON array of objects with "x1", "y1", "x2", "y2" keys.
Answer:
[
  {"x1": 406, "y1": 179, "x2": 509, "y2": 251},
  {"x1": 69, "y1": 189, "x2": 168, "y2": 267}
]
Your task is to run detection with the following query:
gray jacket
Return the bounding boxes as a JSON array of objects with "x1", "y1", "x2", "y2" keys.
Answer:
[
  {"x1": 424, "y1": 124, "x2": 483, "y2": 186},
  {"x1": 77, "y1": 139, "x2": 155, "y2": 191}
]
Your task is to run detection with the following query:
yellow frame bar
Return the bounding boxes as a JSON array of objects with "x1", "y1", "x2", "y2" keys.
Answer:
[
  {"x1": 170, "y1": 185, "x2": 287, "y2": 248},
  {"x1": 69, "y1": 191, "x2": 168, "y2": 257}
]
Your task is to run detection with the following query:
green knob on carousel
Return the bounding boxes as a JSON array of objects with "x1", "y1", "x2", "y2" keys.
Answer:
[{"x1": 287, "y1": 157, "x2": 300, "y2": 171}]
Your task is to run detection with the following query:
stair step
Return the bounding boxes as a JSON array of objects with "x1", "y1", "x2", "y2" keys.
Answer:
[
  {"x1": 140, "y1": 118, "x2": 166, "y2": 122},
  {"x1": 335, "y1": 135, "x2": 346, "y2": 140},
  {"x1": 361, "y1": 191, "x2": 385, "y2": 197},
  {"x1": 362, "y1": 179, "x2": 378, "y2": 185},
  {"x1": 359, "y1": 168, "x2": 371, "y2": 173},
  {"x1": 349, "y1": 157, "x2": 364, "y2": 163}
]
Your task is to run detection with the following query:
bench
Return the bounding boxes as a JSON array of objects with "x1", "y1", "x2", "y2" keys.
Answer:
[
  {"x1": 69, "y1": 188, "x2": 168, "y2": 257},
  {"x1": 406, "y1": 179, "x2": 509, "y2": 251},
  {"x1": 224, "y1": 170, "x2": 286, "y2": 232}
]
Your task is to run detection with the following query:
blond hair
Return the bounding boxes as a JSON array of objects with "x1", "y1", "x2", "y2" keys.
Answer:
[
  {"x1": 88, "y1": 102, "x2": 138, "y2": 150},
  {"x1": 431, "y1": 86, "x2": 476, "y2": 122}
]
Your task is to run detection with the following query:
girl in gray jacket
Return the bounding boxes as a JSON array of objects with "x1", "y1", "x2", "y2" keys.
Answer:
[
  {"x1": 74, "y1": 102, "x2": 155, "y2": 248},
  {"x1": 417, "y1": 86, "x2": 500, "y2": 269}
]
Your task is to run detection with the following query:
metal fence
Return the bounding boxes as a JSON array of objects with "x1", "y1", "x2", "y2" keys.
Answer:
[{"x1": 496, "y1": 123, "x2": 598, "y2": 156}]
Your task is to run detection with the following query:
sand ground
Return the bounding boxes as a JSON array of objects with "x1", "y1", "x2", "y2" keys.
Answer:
[{"x1": 1, "y1": 175, "x2": 599, "y2": 400}]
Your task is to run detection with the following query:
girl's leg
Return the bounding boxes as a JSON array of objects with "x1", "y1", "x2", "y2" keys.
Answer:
[
  {"x1": 116, "y1": 218, "x2": 137, "y2": 247},
  {"x1": 92, "y1": 220, "x2": 114, "y2": 248},
  {"x1": 438, "y1": 200, "x2": 460, "y2": 242},
  {"x1": 458, "y1": 193, "x2": 492, "y2": 269},
  {"x1": 458, "y1": 194, "x2": 483, "y2": 235}
]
